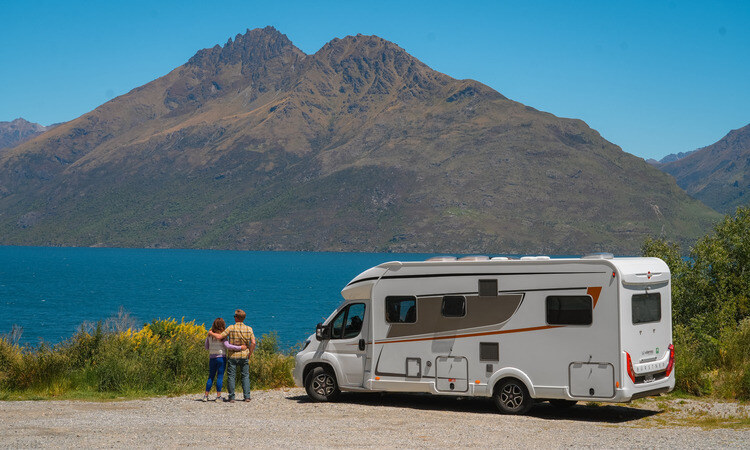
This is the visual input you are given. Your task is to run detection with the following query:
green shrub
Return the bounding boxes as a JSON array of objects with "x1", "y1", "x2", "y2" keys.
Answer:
[
  {"x1": 248, "y1": 332, "x2": 295, "y2": 389},
  {"x1": 673, "y1": 325, "x2": 712, "y2": 395},
  {"x1": 715, "y1": 318, "x2": 750, "y2": 400}
]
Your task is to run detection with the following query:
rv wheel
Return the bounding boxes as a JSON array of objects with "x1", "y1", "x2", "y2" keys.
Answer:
[
  {"x1": 305, "y1": 367, "x2": 340, "y2": 402},
  {"x1": 493, "y1": 379, "x2": 532, "y2": 414},
  {"x1": 549, "y1": 399, "x2": 577, "y2": 408}
]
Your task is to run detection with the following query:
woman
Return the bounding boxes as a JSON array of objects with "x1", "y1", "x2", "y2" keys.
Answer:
[{"x1": 203, "y1": 317, "x2": 245, "y2": 402}]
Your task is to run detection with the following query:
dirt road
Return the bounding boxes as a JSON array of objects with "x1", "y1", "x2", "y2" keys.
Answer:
[{"x1": 0, "y1": 388, "x2": 748, "y2": 448}]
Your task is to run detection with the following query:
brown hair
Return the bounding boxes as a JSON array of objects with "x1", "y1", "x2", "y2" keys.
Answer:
[
  {"x1": 210, "y1": 317, "x2": 226, "y2": 333},
  {"x1": 234, "y1": 309, "x2": 246, "y2": 321}
]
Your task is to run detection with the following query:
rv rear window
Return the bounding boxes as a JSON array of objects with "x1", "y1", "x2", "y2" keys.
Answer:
[
  {"x1": 386, "y1": 296, "x2": 417, "y2": 323},
  {"x1": 632, "y1": 293, "x2": 661, "y2": 324},
  {"x1": 442, "y1": 296, "x2": 466, "y2": 317},
  {"x1": 546, "y1": 296, "x2": 592, "y2": 325}
]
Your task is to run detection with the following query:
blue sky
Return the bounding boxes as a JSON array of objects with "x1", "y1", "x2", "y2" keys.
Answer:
[{"x1": 1, "y1": 0, "x2": 748, "y2": 160}]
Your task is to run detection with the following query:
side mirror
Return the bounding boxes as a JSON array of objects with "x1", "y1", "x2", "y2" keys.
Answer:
[{"x1": 315, "y1": 322, "x2": 330, "y2": 341}]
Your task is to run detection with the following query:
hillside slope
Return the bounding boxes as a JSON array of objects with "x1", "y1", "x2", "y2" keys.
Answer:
[
  {"x1": 660, "y1": 124, "x2": 750, "y2": 214},
  {"x1": 0, "y1": 27, "x2": 719, "y2": 253}
]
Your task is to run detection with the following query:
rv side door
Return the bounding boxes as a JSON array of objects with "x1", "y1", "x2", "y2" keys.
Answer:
[{"x1": 326, "y1": 301, "x2": 369, "y2": 387}]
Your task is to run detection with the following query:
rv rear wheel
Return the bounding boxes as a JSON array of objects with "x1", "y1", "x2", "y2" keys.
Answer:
[
  {"x1": 305, "y1": 366, "x2": 340, "y2": 402},
  {"x1": 493, "y1": 379, "x2": 532, "y2": 414},
  {"x1": 549, "y1": 399, "x2": 577, "y2": 408}
]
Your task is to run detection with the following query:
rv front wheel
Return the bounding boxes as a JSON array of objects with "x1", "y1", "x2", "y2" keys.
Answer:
[
  {"x1": 493, "y1": 379, "x2": 532, "y2": 414},
  {"x1": 305, "y1": 366, "x2": 340, "y2": 402}
]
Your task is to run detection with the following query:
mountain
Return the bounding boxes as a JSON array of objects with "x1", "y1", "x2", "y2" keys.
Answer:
[
  {"x1": 650, "y1": 149, "x2": 698, "y2": 166},
  {"x1": 0, "y1": 27, "x2": 719, "y2": 254},
  {"x1": 659, "y1": 124, "x2": 750, "y2": 214},
  {"x1": 0, "y1": 118, "x2": 53, "y2": 150}
]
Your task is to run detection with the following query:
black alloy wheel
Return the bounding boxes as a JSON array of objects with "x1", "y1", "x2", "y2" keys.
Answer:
[{"x1": 304, "y1": 366, "x2": 340, "y2": 402}]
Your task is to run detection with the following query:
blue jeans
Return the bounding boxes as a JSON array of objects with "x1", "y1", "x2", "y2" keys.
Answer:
[
  {"x1": 205, "y1": 357, "x2": 226, "y2": 393},
  {"x1": 226, "y1": 358, "x2": 250, "y2": 400}
]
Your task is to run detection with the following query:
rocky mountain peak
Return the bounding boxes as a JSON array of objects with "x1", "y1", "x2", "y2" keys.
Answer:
[
  {"x1": 0, "y1": 118, "x2": 50, "y2": 150},
  {"x1": 186, "y1": 26, "x2": 302, "y2": 69}
]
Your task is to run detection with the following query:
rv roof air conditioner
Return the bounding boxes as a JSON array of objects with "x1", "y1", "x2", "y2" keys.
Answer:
[{"x1": 520, "y1": 256, "x2": 551, "y2": 261}]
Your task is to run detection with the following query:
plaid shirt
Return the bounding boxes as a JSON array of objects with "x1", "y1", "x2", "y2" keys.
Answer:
[{"x1": 220, "y1": 322, "x2": 255, "y2": 359}]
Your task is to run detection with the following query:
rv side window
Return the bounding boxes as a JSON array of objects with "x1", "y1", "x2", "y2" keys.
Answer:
[
  {"x1": 386, "y1": 296, "x2": 417, "y2": 323},
  {"x1": 442, "y1": 296, "x2": 466, "y2": 317},
  {"x1": 330, "y1": 309, "x2": 346, "y2": 338},
  {"x1": 330, "y1": 303, "x2": 366, "y2": 339},
  {"x1": 546, "y1": 296, "x2": 592, "y2": 325},
  {"x1": 632, "y1": 293, "x2": 661, "y2": 324}
]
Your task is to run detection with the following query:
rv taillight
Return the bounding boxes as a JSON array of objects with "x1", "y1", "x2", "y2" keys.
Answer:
[
  {"x1": 665, "y1": 344, "x2": 675, "y2": 376},
  {"x1": 626, "y1": 352, "x2": 636, "y2": 384}
]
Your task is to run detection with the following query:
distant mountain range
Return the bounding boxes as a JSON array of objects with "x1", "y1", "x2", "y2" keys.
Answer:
[
  {"x1": 0, "y1": 27, "x2": 719, "y2": 254},
  {"x1": 646, "y1": 150, "x2": 698, "y2": 166},
  {"x1": 656, "y1": 124, "x2": 750, "y2": 214},
  {"x1": 0, "y1": 118, "x2": 55, "y2": 150}
]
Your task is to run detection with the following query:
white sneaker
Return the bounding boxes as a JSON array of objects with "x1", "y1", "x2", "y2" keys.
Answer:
[
  {"x1": 215, "y1": 395, "x2": 222, "y2": 402},
  {"x1": 201, "y1": 396, "x2": 208, "y2": 402}
]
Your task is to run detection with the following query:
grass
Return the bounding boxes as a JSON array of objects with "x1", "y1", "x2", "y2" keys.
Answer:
[{"x1": 0, "y1": 317, "x2": 296, "y2": 401}]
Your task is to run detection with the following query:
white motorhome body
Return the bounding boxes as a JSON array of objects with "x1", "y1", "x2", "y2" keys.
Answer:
[{"x1": 293, "y1": 255, "x2": 675, "y2": 413}]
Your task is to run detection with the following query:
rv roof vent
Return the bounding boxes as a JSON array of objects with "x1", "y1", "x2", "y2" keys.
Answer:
[
  {"x1": 520, "y1": 256, "x2": 551, "y2": 261},
  {"x1": 582, "y1": 252, "x2": 614, "y2": 260},
  {"x1": 458, "y1": 256, "x2": 490, "y2": 261},
  {"x1": 491, "y1": 257, "x2": 511, "y2": 261},
  {"x1": 426, "y1": 256, "x2": 457, "y2": 262}
]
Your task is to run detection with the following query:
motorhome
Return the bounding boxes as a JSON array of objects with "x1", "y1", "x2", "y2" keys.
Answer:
[{"x1": 293, "y1": 254, "x2": 675, "y2": 414}]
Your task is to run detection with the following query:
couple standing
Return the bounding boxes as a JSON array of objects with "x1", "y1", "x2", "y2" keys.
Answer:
[{"x1": 204, "y1": 309, "x2": 256, "y2": 402}]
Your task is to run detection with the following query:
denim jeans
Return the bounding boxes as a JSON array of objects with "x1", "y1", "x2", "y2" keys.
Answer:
[
  {"x1": 205, "y1": 356, "x2": 226, "y2": 393},
  {"x1": 226, "y1": 357, "x2": 250, "y2": 400}
]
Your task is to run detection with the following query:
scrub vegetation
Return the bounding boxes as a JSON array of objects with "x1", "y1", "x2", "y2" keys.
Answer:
[
  {"x1": 643, "y1": 207, "x2": 750, "y2": 400},
  {"x1": 0, "y1": 314, "x2": 295, "y2": 400}
]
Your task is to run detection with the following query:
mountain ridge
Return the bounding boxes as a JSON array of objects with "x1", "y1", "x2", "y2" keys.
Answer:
[
  {"x1": 0, "y1": 27, "x2": 719, "y2": 253},
  {"x1": 659, "y1": 123, "x2": 750, "y2": 213},
  {"x1": 0, "y1": 118, "x2": 55, "y2": 150}
]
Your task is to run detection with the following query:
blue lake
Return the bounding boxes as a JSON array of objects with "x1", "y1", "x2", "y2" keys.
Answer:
[{"x1": 0, "y1": 246, "x2": 446, "y2": 349}]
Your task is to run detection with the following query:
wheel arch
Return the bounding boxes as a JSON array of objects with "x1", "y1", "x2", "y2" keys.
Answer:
[
  {"x1": 302, "y1": 359, "x2": 340, "y2": 385},
  {"x1": 489, "y1": 368, "x2": 536, "y2": 398}
]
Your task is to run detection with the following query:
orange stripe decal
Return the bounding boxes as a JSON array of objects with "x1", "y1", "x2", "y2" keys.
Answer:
[
  {"x1": 374, "y1": 325, "x2": 562, "y2": 345},
  {"x1": 587, "y1": 286, "x2": 602, "y2": 308}
]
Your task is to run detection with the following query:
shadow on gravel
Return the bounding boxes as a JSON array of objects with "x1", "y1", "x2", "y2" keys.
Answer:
[{"x1": 287, "y1": 393, "x2": 661, "y2": 424}]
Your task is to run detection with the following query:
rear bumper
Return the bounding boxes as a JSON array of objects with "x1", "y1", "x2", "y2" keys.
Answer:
[
  {"x1": 630, "y1": 385, "x2": 672, "y2": 400},
  {"x1": 617, "y1": 374, "x2": 675, "y2": 402}
]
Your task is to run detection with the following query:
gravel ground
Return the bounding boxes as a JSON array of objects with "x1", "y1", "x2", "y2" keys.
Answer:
[{"x1": 0, "y1": 388, "x2": 748, "y2": 448}]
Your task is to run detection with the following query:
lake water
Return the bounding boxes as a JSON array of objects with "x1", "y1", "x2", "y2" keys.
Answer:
[{"x1": 0, "y1": 246, "x2": 444, "y2": 349}]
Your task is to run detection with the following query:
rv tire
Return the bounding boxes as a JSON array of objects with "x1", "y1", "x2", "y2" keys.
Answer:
[
  {"x1": 493, "y1": 379, "x2": 532, "y2": 415},
  {"x1": 305, "y1": 366, "x2": 340, "y2": 402},
  {"x1": 549, "y1": 399, "x2": 577, "y2": 408}
]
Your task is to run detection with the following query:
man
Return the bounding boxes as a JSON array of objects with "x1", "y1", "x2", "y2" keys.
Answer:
[{"x1": 209, "y1": 309, "x2": 256, "y2": 402}]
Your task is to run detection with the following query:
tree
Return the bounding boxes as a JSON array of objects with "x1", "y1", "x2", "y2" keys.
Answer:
[{"x1": 642, "y1": 207, "x2": 750, "y2": 337}]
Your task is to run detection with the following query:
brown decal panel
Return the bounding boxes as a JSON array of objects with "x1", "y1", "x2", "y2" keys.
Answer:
[{"x1": 386, "y1": 294, "x2": 523, "y2": 338}]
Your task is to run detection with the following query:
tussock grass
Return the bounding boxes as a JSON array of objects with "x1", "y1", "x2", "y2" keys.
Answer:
[{"x1": 0, "y1": 318, "x2": 295, "y2": 401}]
